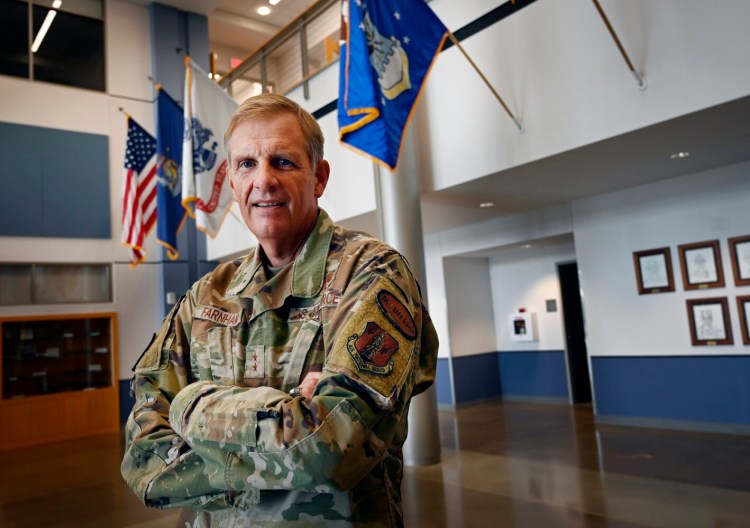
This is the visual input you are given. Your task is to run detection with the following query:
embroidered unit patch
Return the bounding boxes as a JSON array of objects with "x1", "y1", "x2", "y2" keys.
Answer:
[
  {"x1": 326, "y1": 277, "x2": 417, "y2": 399},
  {"x1": 347, "y1": 322, "x2": 399, "y2": 375},
  {"x1": 376, "y1": 290, "x2": 417, "y2": 340}
]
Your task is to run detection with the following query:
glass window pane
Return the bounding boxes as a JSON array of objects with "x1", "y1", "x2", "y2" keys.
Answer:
[
  {"x1": 0, "y1": 0, "x2": 30, "y2": 79},
  {"x1": 34, "y1": 0, "x2": 103, "y2": 20},
  {"x1": 305, "y1": 2, "x2": 341, "y2": 76},
  {"x1": 266, "y1": 33, "x2": 302, "y2": 94},
  {"x1": 32, "y1": 5, "x2": 105, "y2": 91},
  {"x1": 0, "y1": 265, "x2": 33, "y2": 305},
  {"x1": 34, "y1": 264, "x2": 111, "y2": 304},
  {"x1": 228, "y1": 61, "x2": 264, "y2": 104}
]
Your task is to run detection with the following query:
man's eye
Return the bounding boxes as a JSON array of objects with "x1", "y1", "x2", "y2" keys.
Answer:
[
  {"x1": 239, "y1": 160, "x2": 254, "y2": 169},
  {"x1": 275, "y1": 158, "x2": 293, "y2": 168}
]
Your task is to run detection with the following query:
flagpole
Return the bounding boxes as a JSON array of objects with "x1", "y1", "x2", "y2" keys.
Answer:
[
  {"x1": 446, "y1": 31, "x2": 524, "y2": 132},
  {"x1": 591, "y1": 0, "x2": 646, "y2": 89}
]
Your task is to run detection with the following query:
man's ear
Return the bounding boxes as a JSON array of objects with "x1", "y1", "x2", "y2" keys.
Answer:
[{"x1": 314, "y1": 160, "x2": 330, "y2": 198}]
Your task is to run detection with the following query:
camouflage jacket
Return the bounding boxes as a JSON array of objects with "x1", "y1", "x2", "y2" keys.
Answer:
[{"x1": 121, "y1": 209, "x2": 438, "y2": 527}]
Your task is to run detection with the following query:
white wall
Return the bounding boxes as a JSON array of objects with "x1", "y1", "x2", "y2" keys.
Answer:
[
  {"x1": 572, "y1": 161, "x2": 750, "y2": 358},
  {"x1": 490, "y1": 245, "x2": 576, "y2": 351},
  {"x1": 418, "y1": 0, "x2": 750, "y2": 192},
  {"x1": 443, "y1": 257, "x2": 497, "y2": 358},
  {"x1": 0, "y1": 0, "x2": 163, "y2": 379},
  {"x1": 425, "y1": 205, "x2": 574, "y2": 358}
]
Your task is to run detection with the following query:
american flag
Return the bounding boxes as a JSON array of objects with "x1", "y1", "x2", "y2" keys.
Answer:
[{"x1": 121, "y1": 117, "x2": 157, "y2": 266}]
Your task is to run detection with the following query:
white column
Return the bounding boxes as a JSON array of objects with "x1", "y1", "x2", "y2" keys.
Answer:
[{"x1": 374, "y1": 130, "x2": 441, "y2": 467}]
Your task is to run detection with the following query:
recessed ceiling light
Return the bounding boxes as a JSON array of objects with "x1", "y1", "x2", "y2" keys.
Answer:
[
  {"x1": 479, "y1": 202, "x2": 494, "y2": 208},
  {"x1": 269, "y1": 0, "x2": 281, "y2": 5},
  {"x1": 521, "y1": 244, "x2": 532, "y2": 249},
  {"x1": 670, "y1": 151, "x2": 690, "y2": 159},
  {"x1": 257, "y1": 6, "x2": 271, "y2": 16}
]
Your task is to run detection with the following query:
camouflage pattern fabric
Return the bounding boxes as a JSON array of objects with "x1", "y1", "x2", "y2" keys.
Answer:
[{"x1": 121, "y1": 209, "x2": 439, "y2": 527}]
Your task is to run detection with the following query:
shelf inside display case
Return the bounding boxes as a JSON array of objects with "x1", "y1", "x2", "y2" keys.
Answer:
[{"x1": 0, "y1": 313, "x2": 119, "y2": 449}]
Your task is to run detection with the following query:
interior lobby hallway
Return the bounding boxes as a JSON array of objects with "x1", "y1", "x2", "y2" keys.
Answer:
[{"x1": 0, "y1": 401, "x2": 748, "y2": 527}]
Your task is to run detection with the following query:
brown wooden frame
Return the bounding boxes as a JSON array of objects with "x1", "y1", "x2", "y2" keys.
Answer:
[
  {"x1": 678, "y1": 240, "x2": 724, "y2": 290},
  {"x1": 728, "y1": 235, "x2": 750, "y2": 287},
  {"x1": 686, "y1": 297, "x2": 733, "y2": 346},
  {"x1": 737, "y1": 296, "x2": 750, "y2": 346},
  {"x1": 632, "y1": 247, "x2": 675, "y2": 294}
]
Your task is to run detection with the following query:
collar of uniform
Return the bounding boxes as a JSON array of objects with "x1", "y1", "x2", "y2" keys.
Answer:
[
  {"x1": 291, "y1": 209, "x2": 334, "y2": 298},
  {"x1": 226, "y1": 209, "x2": 334, "y2": 298},
  {"x1": 226, "y1": 250, "x2": 262, "y2": 297}
]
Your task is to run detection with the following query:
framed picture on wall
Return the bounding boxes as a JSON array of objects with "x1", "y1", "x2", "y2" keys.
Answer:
[
  {"x1": 728, "y1": 235, "x2": 750, "y2": 286},
  {"x1": 737, "y1": 296, "x2": 750, "y2": 345},
  {"x1": 686, "y1": 297, "x2": 733, "y2": 346},
  {"x1": 678, "y1": 240, "x2": 724, "y2": 290},
  {"x1": 633, "y1": 247, "x2": 674, "y2": 294}
]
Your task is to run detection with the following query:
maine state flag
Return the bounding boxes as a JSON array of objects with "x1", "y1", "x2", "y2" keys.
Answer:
[
  {"x1": 156, "y1": 87, "x2": 187, "y2": 259},
  {"x1": 338, "y1": 0, "x2": 448, "y2": 171}
]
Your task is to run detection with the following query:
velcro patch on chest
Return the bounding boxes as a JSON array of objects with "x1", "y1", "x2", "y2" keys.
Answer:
[
  {"x1": 194, "y1": 305, "x2": 242, "y2": 326},
  {"x1": 327, "y1": 279, "x2": 417, "y2": 399}
]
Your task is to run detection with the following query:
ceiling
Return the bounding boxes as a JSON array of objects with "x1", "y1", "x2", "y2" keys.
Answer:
[
  {"x1": 147, "y1": 0, "x2": 318, "y2": 55},
  {"x1": 137, "y1": 1, "x2": 750, "y2": 257}
]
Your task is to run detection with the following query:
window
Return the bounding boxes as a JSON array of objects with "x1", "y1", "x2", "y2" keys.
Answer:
[
  {"x1": 0, "y1": 263, "x2": 112, "y2": 305},
  {"x1": 0, "y1": 0, "x2": 29, "y2": 79},
  {"x1": 0, "y1": 0, "x2": 105, "y2": 92}
]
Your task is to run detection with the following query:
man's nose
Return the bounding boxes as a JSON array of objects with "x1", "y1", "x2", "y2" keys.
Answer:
[{"x1": 253, "y1": 162, "x2": 279, "y2": 191}]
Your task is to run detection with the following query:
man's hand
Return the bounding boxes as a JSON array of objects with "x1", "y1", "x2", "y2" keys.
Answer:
[{"x1": 298, "y1": 371, "x2": 321, "y2": 400}]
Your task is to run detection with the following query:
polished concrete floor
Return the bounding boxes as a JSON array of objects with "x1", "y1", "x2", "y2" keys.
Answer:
[{"x1": 0, "y1": 401, "x2": 748, "y2": 527}]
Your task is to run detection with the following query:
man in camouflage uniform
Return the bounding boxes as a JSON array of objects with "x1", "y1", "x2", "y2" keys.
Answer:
[{"x1": 121, "y1": 93, "x2": 438, "y2": 527}]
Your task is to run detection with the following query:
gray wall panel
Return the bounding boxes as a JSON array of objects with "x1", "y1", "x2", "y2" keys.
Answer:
[
  {"x1": 0, "y1": 122, "x2": 109, "y2": 239},
  {"x1": 0, "y1": 123, "x2": 44, "y2": 236}
]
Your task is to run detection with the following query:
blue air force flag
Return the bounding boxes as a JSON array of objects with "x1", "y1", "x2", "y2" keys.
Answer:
[
  {"x1": 338, "y1": 0, "x2": 448, "y2": 171},
  {"x1": 182, "y1": 57, "x2": 238, "y2": 238},
  {"x1": 156, "y1": 87, "x2": 187, "y2": 259}
]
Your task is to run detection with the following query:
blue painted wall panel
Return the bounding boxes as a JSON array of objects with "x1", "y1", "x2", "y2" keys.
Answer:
[
  {"x1": 592, "y1": 356, "x2": 750, "y2": 425},
  {"x1": 452, "y1": 353, "x2": 501, "y2": 405},
  {"x1": 498, "y1": 350, "x2": 568, "y2": 399},
  {"x1": 41, "y1": 127, "x2": 110, "y2": 238},
  {"x1": 150, "y1": 3, "x2": 187, "y2": 101},
  {"x1": 0, "y1": 122, "x2": 109, "y2": 238},
  {"x1": 436, "y1": 358, "x2": 453, "y2": 406},
  {"x1": 119, "y1": 378, "x2": 135, "y2": 425},
  {"x1": 186, "y1": 12, "x2": 210, "y2": 70},
  {"x1": 0, "y1": 123, "x2": 43, "y2": 236}
]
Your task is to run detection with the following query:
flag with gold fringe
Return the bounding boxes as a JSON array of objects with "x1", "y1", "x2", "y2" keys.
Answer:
[
  {"x1": 182, "y1": 57, "x2": 238, "y2": 237},
  {"x1": 156, "y1": 87, "x2": 187, "y2": 259},
  {"x1": 338, "y1": 0, "x2": 448, "y2": 171},
  {"x1": 121, "y1": 116, "x2": 157, "y2": 267}
]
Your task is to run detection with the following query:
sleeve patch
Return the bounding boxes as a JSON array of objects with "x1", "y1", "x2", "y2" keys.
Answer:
[
  {"x1": 376, "y1": 290, "x2": 416, "y2": 340},
  {"x1": 347, "y1": 322, "x2": 400, "y2": 375},
  {"x1": 327, "y1": 280, "x2": 417, "y2": 399}
]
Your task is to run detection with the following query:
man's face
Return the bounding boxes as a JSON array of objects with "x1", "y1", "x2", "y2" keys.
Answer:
[{"x1": 227, "y1": 112, "x2": 329, "y2": 256}]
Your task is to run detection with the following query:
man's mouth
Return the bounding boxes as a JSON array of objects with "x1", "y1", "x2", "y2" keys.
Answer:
[{"x1": 254, "y1": 202, "x2": 284, "y2": 208}]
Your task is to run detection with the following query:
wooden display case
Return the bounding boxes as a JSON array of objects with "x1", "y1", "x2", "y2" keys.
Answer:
[{"x1": 0, "y1": 313, "x2": 119, "y2": 450}]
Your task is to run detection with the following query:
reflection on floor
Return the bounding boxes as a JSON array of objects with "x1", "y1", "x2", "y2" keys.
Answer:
[{"x1": 0, "y1": 401, "x2": 748, "y2": 527}]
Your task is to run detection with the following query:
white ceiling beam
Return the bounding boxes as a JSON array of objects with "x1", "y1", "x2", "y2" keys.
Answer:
[{"x1": 212, "y1": 9, "x2": 281, "y2": 35}]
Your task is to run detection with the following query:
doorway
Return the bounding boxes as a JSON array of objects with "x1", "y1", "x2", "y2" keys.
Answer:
[{"x1": 557, "y1": 261, "x2": 592, "y2": 404}]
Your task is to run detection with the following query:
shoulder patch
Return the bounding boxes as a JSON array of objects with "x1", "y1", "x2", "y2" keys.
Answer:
[
  {"x1": 376, "y1": 290, "x2": 416, "y2": 340},
  {"x1": 327, "y1": 279, "x2": 418, "y2": 399},
  {"x1": 347, "y1": 321, "x2": 400, "y2": 375}
]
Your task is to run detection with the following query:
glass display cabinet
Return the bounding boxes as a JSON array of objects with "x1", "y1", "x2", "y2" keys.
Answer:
[{"x1": 0, "y1": 313, "x2": 119, "y2": 449}]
